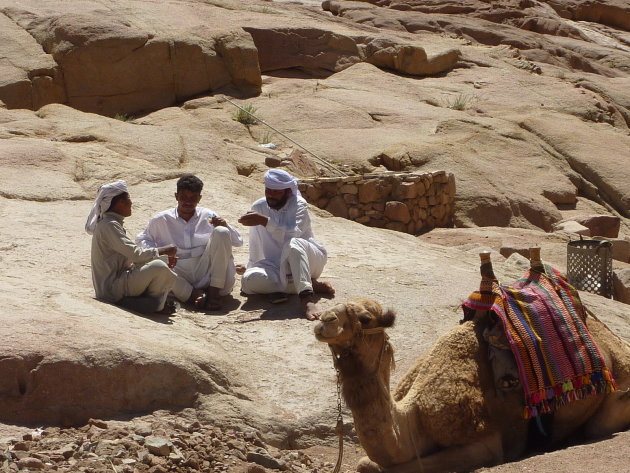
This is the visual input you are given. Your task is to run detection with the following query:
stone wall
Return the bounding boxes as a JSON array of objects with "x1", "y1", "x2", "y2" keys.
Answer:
[{"x1": 298, "y1": 171, "x2": 455, "y2": 234}]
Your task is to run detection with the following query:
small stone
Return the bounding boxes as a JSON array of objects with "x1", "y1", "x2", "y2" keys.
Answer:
[
  {"x1": 246, "y1": 451, "x2": 285, "y2": 470},
  {"x1": 88, "y1": 419, "x2": 108, "y2": 429},
  {"x1": 12, "y1": 451, "x2": 28, "y2": 461},
  {"x1": 50, "y1": 454, "x2": 66, "y2": 463},
  {"x1": 246, "y1": 464, "x2": 267, "y2": 473},
  {"x1": 233, "y1": 450, "x2": 247, "y2": 461},
  {"x1": 187, "y1": 421, "x2": 202, "y2": 433},
  {"x1": 17, "y1": 457, "x2": 45, "y2": 470},
  {"x1": 149, "y1": 465, "x2": 167, "y2": 473},
  {"x1": 264, "y1": 156, "x2": 282, "y2": 168},
  {"x1": 12, "y1": 441, "x2": 30, "y2": 451},
  {"x1": 144, "y1": 436, "x2": 173, "y2": 457},
  {"x1": 135, "y1": 424, "x2": 153, "y2": 437}
]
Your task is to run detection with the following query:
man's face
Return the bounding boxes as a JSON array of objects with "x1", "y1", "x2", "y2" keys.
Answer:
[
  {"x1": 265, "y1": 188, "x2": 291, "y2": 210},
  {"x1": 175, "y1": 189, "x2": 202, "y2": 216},
  {"x1": 112, "y1": 193, "x2": 133, "y2": 217}
]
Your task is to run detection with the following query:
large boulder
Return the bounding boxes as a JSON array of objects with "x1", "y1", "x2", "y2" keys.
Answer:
[
  {"x1": 0, "y1": 11, "x2": 65, "y2": 110},
  {"x1": 575, "y1": 215, "x2": 621, "y2": 238},
  {"x1": 245, "y1": 26, "x2": 460, "y2": 76},
  {"x1": 613, "y1": 267, "x2": 630, "y2": 304},
  {"x1": 1, "y1": 8, "x2": 262, "y2": 115}
]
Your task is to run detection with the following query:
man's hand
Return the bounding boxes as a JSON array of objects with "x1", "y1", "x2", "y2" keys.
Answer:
[
  {"x1": 157, "y1": 244, "x2": 178, "y2": 268},
  {"x1": 238, "y1": 211, "x2": 268, "y2": 227},
  {"x1": 210, "y1": 216, "x2": 228, "y2": 227}
]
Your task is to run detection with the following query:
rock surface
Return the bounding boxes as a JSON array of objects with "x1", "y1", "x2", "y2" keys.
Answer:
[{"x1": 1, "y1": 0, "x2": 629, "y2": 472}]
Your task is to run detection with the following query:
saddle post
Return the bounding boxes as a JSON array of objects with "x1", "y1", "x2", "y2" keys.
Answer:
[
  {"x1": 529, "y1": 247, "x2": 545, "y2": 273},
  {"x1": 479, "y1": 251, "x2": 497, "y2": 281}
]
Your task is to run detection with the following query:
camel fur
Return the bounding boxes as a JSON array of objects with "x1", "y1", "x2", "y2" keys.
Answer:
[{"x1": 314, "y1": 298, "x2": 630, "y2": 473}]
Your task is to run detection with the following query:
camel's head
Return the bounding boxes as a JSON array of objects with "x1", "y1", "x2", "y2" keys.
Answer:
[{"x1": 314, "y1": 298, "x2": 396, "y2": 350}]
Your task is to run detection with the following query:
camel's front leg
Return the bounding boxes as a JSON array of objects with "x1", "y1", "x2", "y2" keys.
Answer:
[{"x1": 358, "y1": 433, "x2": 503, "y2": 473}]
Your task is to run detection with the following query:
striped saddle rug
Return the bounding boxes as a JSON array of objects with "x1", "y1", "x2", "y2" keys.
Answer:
[{"x1": 463, "y1": 265, "x2": 617, "y2": 418}]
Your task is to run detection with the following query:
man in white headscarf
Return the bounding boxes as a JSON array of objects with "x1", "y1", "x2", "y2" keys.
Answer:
[
  {"x1": 238, "y1": 169, "x2": 334, "y2": 320},
  {"x1": 86, "y1": 180, "x2": 179, "y2": 315}
]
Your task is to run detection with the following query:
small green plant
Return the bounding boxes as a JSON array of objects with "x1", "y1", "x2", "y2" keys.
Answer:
[
  {"x1": 233, "y1": 103, "x2": 259, "y2": 125},
  {"x1": 258, "y1": 130, "x2": 275, "y2": 144},
  {"x1": 114, "y1": 113, "x2": 133, "y2": 122},
  {"x1": 255, "y1": 6, "x2": 274, "y2": 13},
  {"x1": 443, "y1": 93, "x2": 475, "y2": 111}
]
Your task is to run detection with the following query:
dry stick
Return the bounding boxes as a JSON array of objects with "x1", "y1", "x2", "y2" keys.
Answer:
[{"x1": 220, "y1": 96, "x2": 348, "y2": 177}]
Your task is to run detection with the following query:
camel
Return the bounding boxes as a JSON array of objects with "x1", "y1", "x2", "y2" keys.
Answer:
[{"x1": 313, "y1": 251, "x2": 630, "y2": 473}]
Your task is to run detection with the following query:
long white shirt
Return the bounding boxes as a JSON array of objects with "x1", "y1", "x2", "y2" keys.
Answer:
[
  {"x1": 136, "y1": 207, "x2": 243, "y2": 258},
  {"x1": 247, "y1": 195, "x2": 326, "y2": 270},
  {"x1": 91, "y1": 211, "x2": 160, "y2": 302}
]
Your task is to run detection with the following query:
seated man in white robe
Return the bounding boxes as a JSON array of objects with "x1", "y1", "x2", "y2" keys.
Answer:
[
  {"x1": 86, "y1": 180, "x2": 178, "y2": 315},
  {"x1": 137, "y1": 174, "x2": 243, "y2": 311},
  {"x1": 238, "y1": 169, "x2": 334, "y2": 320}
]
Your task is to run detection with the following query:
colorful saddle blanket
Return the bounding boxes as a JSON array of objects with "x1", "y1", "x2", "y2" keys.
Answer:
[{"x1": 463, "y1": 265, "x2": 617, "y2": 418}]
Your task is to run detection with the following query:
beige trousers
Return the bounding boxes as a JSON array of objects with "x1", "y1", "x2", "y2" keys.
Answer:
[
  {"x1": 125, "y1": 259, "x2": 177, "y2": 311},
  {"x1": 170, "y1": 226, "x2": 236, "y2": 302}
]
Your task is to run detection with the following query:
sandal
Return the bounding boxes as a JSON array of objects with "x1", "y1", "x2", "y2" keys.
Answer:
[
  {"x1": 205, "y1": 297, "x2": 222, "y2": 311},
  {"x1": 190, "y1": 290, "x2": 208, "y2": 310},
  {"x1": 268, "y1": 292, "x2": 289, "y2": 304}
]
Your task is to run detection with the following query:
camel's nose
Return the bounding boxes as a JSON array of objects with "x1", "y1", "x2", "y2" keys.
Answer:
[
  {"x1": 320, "y1": 311, "x2": 338, "y2": 324},
  {"x1": 316, "y1": 309, "x2": 342, "y2": 339}
]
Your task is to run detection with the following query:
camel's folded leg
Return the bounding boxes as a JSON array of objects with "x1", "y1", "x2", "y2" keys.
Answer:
[
  {"x1": 582, "y1": 385, "x2": 630, "y2": 438},
  {"x1": 358, "y1": 433, "x2": 503, "y2": 473}
]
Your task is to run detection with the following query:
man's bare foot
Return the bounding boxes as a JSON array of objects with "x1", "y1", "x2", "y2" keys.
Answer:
[
  {"x1": 188, "y1": 289, "x2": 207, "y2": 310},
  {"x1": 235, "y1": 264, "x2": 246, "y2": 275},
  {"x1": 299, "y1": 290, "x2": 320, "y2": 321},
  {"x1": 311, "y1": 279, "x2": 335, "y2": 296},
  {"x1": 205, "y1": 286, "x2": 222, "y2": 311}
]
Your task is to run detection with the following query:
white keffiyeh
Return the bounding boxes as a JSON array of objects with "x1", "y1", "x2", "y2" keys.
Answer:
[
  {"x1": 85, "y1": 180, "x2": 128, "y2": 234},
  {"x1": 263, "y1": 169, "x2": 301, "y2": 196}
]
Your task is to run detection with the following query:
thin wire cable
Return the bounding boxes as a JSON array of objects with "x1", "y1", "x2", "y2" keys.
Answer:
[{"x1": 221, "y1": 96, "x2": 347, "y2": 177}]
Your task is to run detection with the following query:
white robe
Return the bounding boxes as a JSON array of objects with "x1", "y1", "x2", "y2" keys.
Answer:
[
  {"x1": 137, "y1": 207, "x2": 242, "y2": 299},
  {"x1": 244, "y1": 195, "x2": 327, "y2": 294}
]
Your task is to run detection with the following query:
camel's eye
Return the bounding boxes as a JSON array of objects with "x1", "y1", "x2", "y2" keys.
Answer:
[{"x1": 358, "y1": 312, "x2": 372, "y2": 325}]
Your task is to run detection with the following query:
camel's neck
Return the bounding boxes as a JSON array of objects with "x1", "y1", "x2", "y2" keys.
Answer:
[{"x1": 337, "y1": 338, "x2": 424, "y2": 467}]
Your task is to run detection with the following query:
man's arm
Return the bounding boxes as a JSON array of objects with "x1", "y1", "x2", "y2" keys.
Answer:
[
  {"x1": 211, "y1": 215, "x2": 243, "y2": 247},
  {"x1": 136, "y1": 218, "x2": 159, "y2": 248},
  {"x1": 104, "y1": 220, "x2": 160, "y2": 264}
]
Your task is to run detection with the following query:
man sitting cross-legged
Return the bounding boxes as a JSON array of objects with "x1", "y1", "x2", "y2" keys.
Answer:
[
  {"x1": 86, "y1": 180, "x2": 178, "y2": 315},
  {"x1": 137, "y1": 174, "x2": 243, "y2": 311},
  {"x1": 238, "y1": 169, "x2": 334, "y2": 320}
]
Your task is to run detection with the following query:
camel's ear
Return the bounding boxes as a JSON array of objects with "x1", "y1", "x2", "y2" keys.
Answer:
[{"x1": 379, "y1": 308, "x2": 396, "y2": 328}]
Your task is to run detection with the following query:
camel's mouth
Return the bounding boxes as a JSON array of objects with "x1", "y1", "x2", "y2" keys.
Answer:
[{"x1": 314, "y1": 321, "x2": 343, "y2": 341}]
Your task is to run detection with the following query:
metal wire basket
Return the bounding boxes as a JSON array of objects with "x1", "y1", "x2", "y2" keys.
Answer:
[{"x1": 567, "y1": 239, "x2": 613, "y2": 298}]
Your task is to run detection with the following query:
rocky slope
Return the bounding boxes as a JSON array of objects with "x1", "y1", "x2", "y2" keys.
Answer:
[{"x1": 1, "y1": 0, "x2": 629, "y2": 472}]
